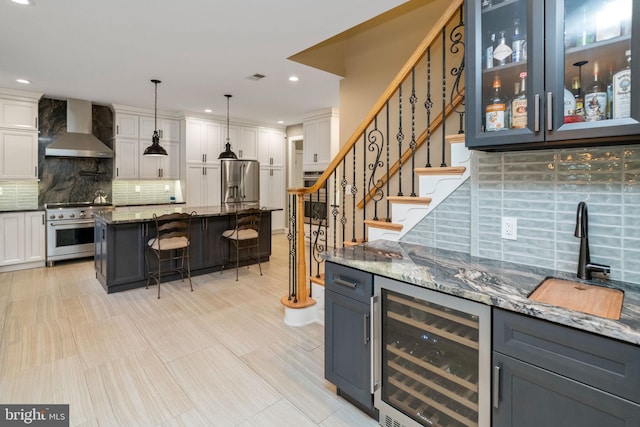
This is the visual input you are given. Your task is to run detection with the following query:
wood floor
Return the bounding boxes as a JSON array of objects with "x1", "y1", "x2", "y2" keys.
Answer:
[{"x1": 0, "y1": 234, "x2": 377, "y2": 427}]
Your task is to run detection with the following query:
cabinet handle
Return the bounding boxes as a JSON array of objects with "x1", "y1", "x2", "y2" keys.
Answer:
[
  {"x1": 159, "y1": 129, "x2": 164, "y2": 139},
  {"x1": 116, "y1": 125, "x2": 119, "y2": 135},
  {"x1": 202, "y1": 154, "x2": 205, "y2": 163},
  {"x1": 314, "y1": 153, "x2": 318, "y2": 162},
  {"x1": 363, "y1": 313, "x2": 370, "y2": 345},
  {"x1": 371, "y1": 295, "x2": 379, "y2": 393},
  {"x1": 34, "y1": 166, "x2": 38, "y2": 177},
  {"x1": 334, "y1": 277, "x2": 357, "y2": 289},
  {"x1": 270, "y1": 169, "x2": 273, "y2": 177},
  {"x1": 239, "y1": 149, "x2": 243, "y2": 158},
  {"x1": 534, "y1": 94, "x2": 540, "y2": 132},
  {"x1": 35, "y1": 117, "x2": 38, "y2": 128},
  {"x1": 41, "y1": 214, "x2": 44, "y2": 225},
  {"x1": 116, "y1": 167, "x2": 119, "y2": 177},
  {"x1": 270, "y1": 157, "x2": 273, "y2": 165},
  {"x1": 493, "y1": 365, "x2": 501, "y2": 409},
  {"x1": 203, "y1": 167, "x2": 206, "y2": 175},
  {"x1": 547, "y1": 92, "x2": 553, "y2": 131}
]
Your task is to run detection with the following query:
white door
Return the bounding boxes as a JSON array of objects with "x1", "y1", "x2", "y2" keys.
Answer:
[
  {"x1": 24, "y1": 211, "x2": 45, "y2": 262},
  {"x1": 0, "y1": 213, "x2": 25, "y2": 265}
]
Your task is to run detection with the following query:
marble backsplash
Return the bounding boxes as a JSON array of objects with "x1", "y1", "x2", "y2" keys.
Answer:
[{"x1": 37, "y1": 98, "x2": 113, "y2": 206}]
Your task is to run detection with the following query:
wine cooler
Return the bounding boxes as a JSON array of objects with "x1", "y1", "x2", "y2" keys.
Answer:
[{"x1": 373, "y1": 277, "x2": 491, "y2": 427}]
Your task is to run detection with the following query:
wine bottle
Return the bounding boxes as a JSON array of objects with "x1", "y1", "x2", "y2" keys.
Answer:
[
  {"x1": 612, "y1": 50, "x2": 631, "y2": 119},
  {"x1": 584, "y1": 63, "x2": 607, "y2": 121},
  {"x1": 511, "y1": 72, "x2": 528, "y2": 129},
  {"x1": 485, "y1": 32, "x2": 495, "y2": 70},
  {"x1": 485, "y1": 75, "x2": 507, "y2": 131}
]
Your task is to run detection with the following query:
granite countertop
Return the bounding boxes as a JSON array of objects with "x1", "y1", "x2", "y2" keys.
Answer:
[
  {"x1": 322, "y1": 239, "x2": 640, "y2": 346},
  {"x1": 95, "y1": 203, "x2": 281, "y2": 224}
]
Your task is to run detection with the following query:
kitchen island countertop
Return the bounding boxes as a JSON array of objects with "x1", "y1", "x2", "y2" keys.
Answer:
[
  {"x1": 95, "y1": 203, "x2": 281, "y2": 224},
  {"x1": 322, "y1": 239, "x2": 640, "y2": 346}
]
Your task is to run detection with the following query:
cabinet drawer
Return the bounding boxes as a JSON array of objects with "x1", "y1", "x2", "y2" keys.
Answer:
[
  {"x1": 493, "y1": 308, "x2": 640, "y2": 404},
  {"x1": 325, "y1": 262, "x2": 373, "y2": 303}
]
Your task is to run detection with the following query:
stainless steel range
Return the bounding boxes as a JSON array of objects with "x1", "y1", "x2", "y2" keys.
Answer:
[{"x1": 45, "y1": 202, "x2": 114, "y2": 266}]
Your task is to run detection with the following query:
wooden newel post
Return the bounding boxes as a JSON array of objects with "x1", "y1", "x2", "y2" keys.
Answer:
[{"x1": 282, "y1": 188, "x2": 316, "y2": 309}]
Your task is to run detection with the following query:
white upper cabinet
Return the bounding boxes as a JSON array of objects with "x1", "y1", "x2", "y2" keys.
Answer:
[
  {"x1": 0, "y1": 99, "x2": 39, "y2": 130},
  {"x1": 225, "y1": 124, "x2": 258, "y2": 160},
  {"x1": 113, "y1": 106, "x2": 182, "y2": 180},
  {"x1": 184, "y1": 118, "x2": 221, "y2": 164},
  {"x1": 258, "y1": 128, "x2": 285, "y2": 167},
  {"x1": 303, "y1": 109, "x2": 339, "y2": 171},
  {"x1": 116, "y1": 113, "x2": 139, "y2": 138},
  {"x1": 0, "y1": 131, "x2": 38, "y2": 179}
]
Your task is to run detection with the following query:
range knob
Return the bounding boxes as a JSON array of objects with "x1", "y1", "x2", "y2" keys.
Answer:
[
  {"x1": 58, "y1": 214, "x2": 64, "y2": 219},
  {"x1": 79, "y1": 211, "x2": 86, "y2": 218},
  {"x1": 69, "y1": 213, "x2": 75, "y2": 218},
  {"x1": 49, "y1": 214, "x2": 56, "y2": 220}
]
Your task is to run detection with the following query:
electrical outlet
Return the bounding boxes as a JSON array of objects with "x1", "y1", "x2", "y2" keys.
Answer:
[
  {"x1": 135, "y1": 185, "x2": 141, "y2": 193},
  {"x1": 164, "y1": 185, "x2": 170, "y2": 192},
  {"x1": 501, "y1": 217, "x2": 517, "y2": 240}
]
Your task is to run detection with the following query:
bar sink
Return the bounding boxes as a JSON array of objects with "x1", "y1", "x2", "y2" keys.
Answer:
[{"x1": 528, "y1": 277, "x2": 624, "y2": 320}]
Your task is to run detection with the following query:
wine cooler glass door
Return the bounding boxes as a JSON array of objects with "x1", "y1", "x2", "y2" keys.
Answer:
[{"x1": 374, "y1": 277, "x2": 491, "y2": 427}]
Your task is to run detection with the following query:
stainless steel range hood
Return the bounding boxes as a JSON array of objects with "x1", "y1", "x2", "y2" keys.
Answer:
[{"x1": 45, "y1": 99, "x2": 114, "y2": 158}]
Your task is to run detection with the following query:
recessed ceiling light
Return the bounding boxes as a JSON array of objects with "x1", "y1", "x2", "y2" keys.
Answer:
[
  {"x1": 277, "y1": 121, "x2": 284, "y2": 124},
  {"x1": 204, "y1": 109, "x2": 212, "y2": 113},
  {"x1": 289, "y1": 76, "x2": 299, "y2": 82},
  {"x1": 11, "y1": 0, "x2": 35, "y2": 5},
  {"x1": 16, "y1": 78, "x2": 31, "y2": 84}
]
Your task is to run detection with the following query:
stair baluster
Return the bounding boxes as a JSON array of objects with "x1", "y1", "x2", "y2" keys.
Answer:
[
  {"x1": 425, "y1": 47, "x2": 433, "y2": 168},
  {"x1": 410, "y1": 67, "x2": 418, "y2": 197}
]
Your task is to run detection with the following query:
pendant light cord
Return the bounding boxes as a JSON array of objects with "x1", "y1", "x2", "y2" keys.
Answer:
[{"x1": 225, "y1": 94, "x2": 232, "y2": 145}]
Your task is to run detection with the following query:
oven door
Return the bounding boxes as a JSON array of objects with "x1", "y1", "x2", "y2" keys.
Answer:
[{"x1": 47, "y1": 219, "x2": 95, "y2": 262}]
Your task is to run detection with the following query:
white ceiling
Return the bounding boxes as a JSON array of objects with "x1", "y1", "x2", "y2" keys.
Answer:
[{"x1": 0, "y1": 0, "x2": 407, "y2": 126}]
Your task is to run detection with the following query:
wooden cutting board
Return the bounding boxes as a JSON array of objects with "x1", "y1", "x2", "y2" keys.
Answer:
[{"x1": 529, "y1": 278, "x2": 624, "y2": 320}]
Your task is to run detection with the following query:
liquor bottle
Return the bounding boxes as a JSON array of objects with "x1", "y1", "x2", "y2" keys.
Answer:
[
  {"x1": 505, "y1": 81, "x2": 519, "y2": 129},
  {"x1": 584, "y1": 63, "x2": 607, "y2": 121},
  {"x1": 612, "y1": 50, "x2": 631, "y2": 119},
  {"x1": 606, "y1": 66, "x2": 614, "y2": 119},
  {"x1": 493, "y1": 31, "x2": 512, "y2": 66},
  {"x1": 572, "y1": 76, "x2": 585, "y2": 119},
  {"x1": 563, "y1": 85, "x2": 576, "y2": 122},
  {"x1": 511, "y1": 19, "x2": 526, "y2": 63},
  {"x1": 485, "y1": 32, "x2": 495, "y2": 70},
  {"x1": 485, "y1": 75, "x2": 507, "y2": 131},
  {"x1": 511, "y1": 72, "x2": 528, "y2": 129}
]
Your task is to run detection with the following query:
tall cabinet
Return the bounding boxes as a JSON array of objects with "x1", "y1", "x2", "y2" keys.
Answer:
[
  {"x1": 258, "y1": 127, "x2": 285, "y2": 231},
  {"x1": 303, "y1": 108, "x2": 339, "y2": 171},
  {"x1": 465, "y1": 0, "x2": 639, "y2": 150}
]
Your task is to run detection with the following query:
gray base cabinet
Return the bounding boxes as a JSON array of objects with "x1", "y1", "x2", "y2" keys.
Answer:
[
  {"x1": 324, "y1": 262, "x2": 377, "y2": 418},
  {"x1": 493, "y1": 308, "x2": 640, "y2": 426},
  {"x1": 94, "y1": 212, "x2": 272, "y2": 293}
]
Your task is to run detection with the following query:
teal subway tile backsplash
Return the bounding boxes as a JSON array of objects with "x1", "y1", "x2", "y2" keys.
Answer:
[{"x1": 402, "y1": 144, "x2": 640, "y2": 286}]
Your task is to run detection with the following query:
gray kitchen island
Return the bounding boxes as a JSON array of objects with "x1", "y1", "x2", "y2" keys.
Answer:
[{"x1": 93, "y1": 204, "x2": 277, "y2": 293}]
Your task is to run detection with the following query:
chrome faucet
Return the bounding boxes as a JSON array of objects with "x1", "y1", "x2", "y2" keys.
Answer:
[{"x1": 574, "y1": 201, "x2": 610, "y2": 280}]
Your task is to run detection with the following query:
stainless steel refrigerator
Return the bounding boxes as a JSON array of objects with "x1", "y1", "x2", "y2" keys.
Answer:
[{"x1": 221, "y1": 159, "x2": 260, "y2": 204}]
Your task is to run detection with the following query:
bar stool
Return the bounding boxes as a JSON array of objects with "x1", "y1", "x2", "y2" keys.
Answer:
[
  {"x1": 145, "y1": 211, "x2": 195, "y2": 298},
  {"x1": 221, "y1": 207, "x2": 263, "y2": 281}
]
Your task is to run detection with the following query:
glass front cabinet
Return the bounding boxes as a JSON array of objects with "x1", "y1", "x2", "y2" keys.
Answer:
[{"x1": 466, "y1": 0, "x2": 639, "y2": 149}]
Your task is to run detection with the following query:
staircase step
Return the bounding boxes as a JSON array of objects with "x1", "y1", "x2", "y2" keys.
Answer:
[
  {"x1": 364, "y1": 219, "x2": 403, "y2": 231},
  {"x1": 387, "y1": 196, "x2": 432, "y2": 205},
  {"x1": 344, "y1": 239, "x2": 366, "y2": 247},
  {"x1": 415, "y1": 166, "x2": 466, "y2": 176},
  {"x1": 309, "y1": 274, "x2": 325, "y2": 286},
  {"x1": 446, "y1": 134, "x2": 466, "y2": 144}
]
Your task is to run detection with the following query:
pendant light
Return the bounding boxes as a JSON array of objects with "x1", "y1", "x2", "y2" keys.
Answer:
[
  {"x1": 143, "y1": 79, "x2": 168, "y2": 156},
  {"x1": 218, "y1": 94, "x2": 238, "y2": 159}
]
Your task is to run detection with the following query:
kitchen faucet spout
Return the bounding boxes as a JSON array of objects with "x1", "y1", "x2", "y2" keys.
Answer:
[{"x1": 574, "y1": 202, "x2": 610, "y2": 280}]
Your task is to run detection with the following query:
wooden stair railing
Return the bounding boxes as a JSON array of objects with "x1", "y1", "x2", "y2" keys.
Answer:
[{"x1": 282, "y1": 0, "x2": 465, "y2": 308}]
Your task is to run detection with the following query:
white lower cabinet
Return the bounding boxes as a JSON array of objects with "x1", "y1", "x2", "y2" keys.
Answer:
[
  {"x1": 0, "y1": 211, "x2": 45, "y2": 267},
  {"x1": 185, "y1": 164, "x2": 220, "y2": 208},
  {"x1": 260, "y1": 167, "x2": 284, "y2": 231}
]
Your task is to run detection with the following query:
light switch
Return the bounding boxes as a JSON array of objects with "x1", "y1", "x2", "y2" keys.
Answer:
[{"x1": 135, "y1": 185, "x2": 141, "y2": 192}]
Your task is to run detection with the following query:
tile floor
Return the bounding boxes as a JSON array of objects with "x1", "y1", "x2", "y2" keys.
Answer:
[{"x1": 0, "y1": 234, "x2": 378, "y2": 427}]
